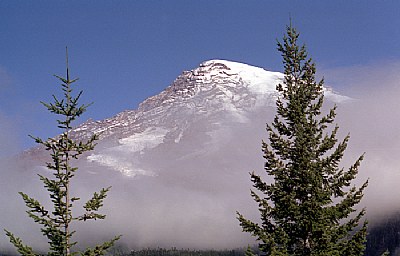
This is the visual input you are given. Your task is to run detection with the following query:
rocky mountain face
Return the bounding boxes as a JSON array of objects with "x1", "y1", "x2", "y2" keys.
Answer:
[
  {"x1": 72, "y1": 60, "x2": 282, "y2": 142},
  {"x1": 62, "y1": 60, "x2": 347, "y2": 178}
]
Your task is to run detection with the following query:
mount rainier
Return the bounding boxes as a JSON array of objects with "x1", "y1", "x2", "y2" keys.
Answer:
[
  {"x1": 60, "y1": 60, "x2": 348, "y2": 178},
  {"x1": 14, "y1": 60, "x2": 350, "y2": 249}
]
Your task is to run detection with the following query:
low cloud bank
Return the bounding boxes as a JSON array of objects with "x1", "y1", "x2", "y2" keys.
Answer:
[
  {"x1": 1, "y1": 61, "x2": 400, "y2": 252},
  {"x1": 325, "y1": 61, "x2": 400, "y2": 218}
]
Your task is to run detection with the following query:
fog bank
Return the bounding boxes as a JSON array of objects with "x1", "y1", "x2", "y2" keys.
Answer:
[{"x1": 1, "y1": 61, "x2": 400, "y2": 252}]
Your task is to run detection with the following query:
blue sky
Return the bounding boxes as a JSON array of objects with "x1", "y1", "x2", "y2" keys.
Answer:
[{"x1": 0, "y1": 1, "x2": 399, "y2": 151}]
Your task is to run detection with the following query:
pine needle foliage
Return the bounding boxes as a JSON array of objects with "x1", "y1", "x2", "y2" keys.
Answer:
[
  {"x1": 5, "y1": 50, "x2": 120, "y2": 256},
  {"x1": 245, "y1": 245, "x2": 256, "y2": 256},
  {"x1": 381, "y1": 250, "x2": 390, "y2": 256},
  {"x1": 237, "y1": 25, "x2": 368, "y2": 256}
]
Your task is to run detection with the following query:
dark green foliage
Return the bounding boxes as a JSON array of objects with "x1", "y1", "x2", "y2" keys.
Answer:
[
  {"x1": 380, "y1": 250, "x2": 390, "y2": 256},
  {"x1": 5, "y1": 51, "x2": 120, "y2": 255},
  {"x1": 244, "y1": 245, "x2": 256, "y2": 256},
  {"x1": 237, "y1": 25, "x2": 368, "y2": 255},
  {"x1": 4, "y1": 230, "x2": 35, "y2": 256}
]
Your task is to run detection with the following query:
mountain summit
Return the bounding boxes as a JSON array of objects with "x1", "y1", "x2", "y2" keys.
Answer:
[
  {"x1": 66, "y1": 60, "x2": 349, "y2": 178},
  {"x1": 73, "y1": 60, "x2": 283, "y2": 141}
]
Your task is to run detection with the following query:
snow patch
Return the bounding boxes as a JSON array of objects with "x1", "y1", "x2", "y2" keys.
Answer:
[
  {"x1": 87, "y1": 154, "x2": 156, "y2": 177},
  {"x1": 87, "y1": 127, "x2": 169, "y2": 177},
  {"x1": 118, "y1": 127, "x2": 169, "y2": 153}
]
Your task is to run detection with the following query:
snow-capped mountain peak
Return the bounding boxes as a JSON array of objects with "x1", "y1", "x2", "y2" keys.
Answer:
[
  {"x1": 72, "y1": 60, "x2": 283, "y2": 141},
  {"x1": 30, "y1": 60, "x2": 349, "y2": 178},
  {"x1": 137, "y1": 59, "x2": 283, "y2": 113},
  {"x1": 81, "y1": 60, "x2": 286, "y2": 177},
  {"x1": 200, "y1": 59, "x2": 282, "y2": 94}
]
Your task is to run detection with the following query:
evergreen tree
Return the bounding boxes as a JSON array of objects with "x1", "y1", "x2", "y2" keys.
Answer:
[
  {"x1": 237, "y1": 25, "x2": 368, "y2": 255},
  {"x1": 245, "y1": 245, "x2": 256, "y2": 256},
  {"x1": 5, "y1": 50, "x2": 120, "y2": 256}
]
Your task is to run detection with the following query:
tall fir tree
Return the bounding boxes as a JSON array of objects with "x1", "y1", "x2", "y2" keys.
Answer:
[
  {"x1": 5, "y1": 49, "x2": 120, "y2": 256},
  {"x1": 237, "y1": 25, "x2": 368, "y2": 255}
]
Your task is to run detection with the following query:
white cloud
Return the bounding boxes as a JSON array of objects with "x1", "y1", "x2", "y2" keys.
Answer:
[{"x1": 323, "y1": 60, "x2": 400, "y2": 218}]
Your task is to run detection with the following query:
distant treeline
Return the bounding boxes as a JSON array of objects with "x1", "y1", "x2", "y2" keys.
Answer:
[
  {"x1": 106, "y1": 247, "x2": 254, "y2": 256},
  {"x1": 0, "y1": 247, "x2": 250, "y2": 256},
  {"x1": 2, "y1": 240, "x2": 400, "y2": 256},
  {"x1": 365, "y1": 214, "x2": 400, "y2": 256}
]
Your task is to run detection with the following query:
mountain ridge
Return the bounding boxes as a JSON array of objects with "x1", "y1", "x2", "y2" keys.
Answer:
[
  {"x1": 72, "y1": 60, "x2": 283, "y2": 141},
  {"x1": 72, "y1": 59, "x2": 348, "y2": 142},
  {"x1": 25, "y1": 59, "x2": 350, "y2": 178}
]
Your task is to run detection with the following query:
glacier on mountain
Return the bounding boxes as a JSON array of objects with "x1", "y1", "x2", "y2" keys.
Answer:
[{"x1": 80, "y1": 59, "x2": 349, "y2": 177}]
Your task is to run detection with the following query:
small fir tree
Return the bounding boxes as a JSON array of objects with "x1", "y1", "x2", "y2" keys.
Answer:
[
  {"x1": 237, "y1": 25, "x2": 368, "y2": 255},
  {"x1": 5, "y1": 50, "x2": 120, "y2": 256},
  {"x1": 245, "y1": 245, "x2": 256, "y2": 256}
]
